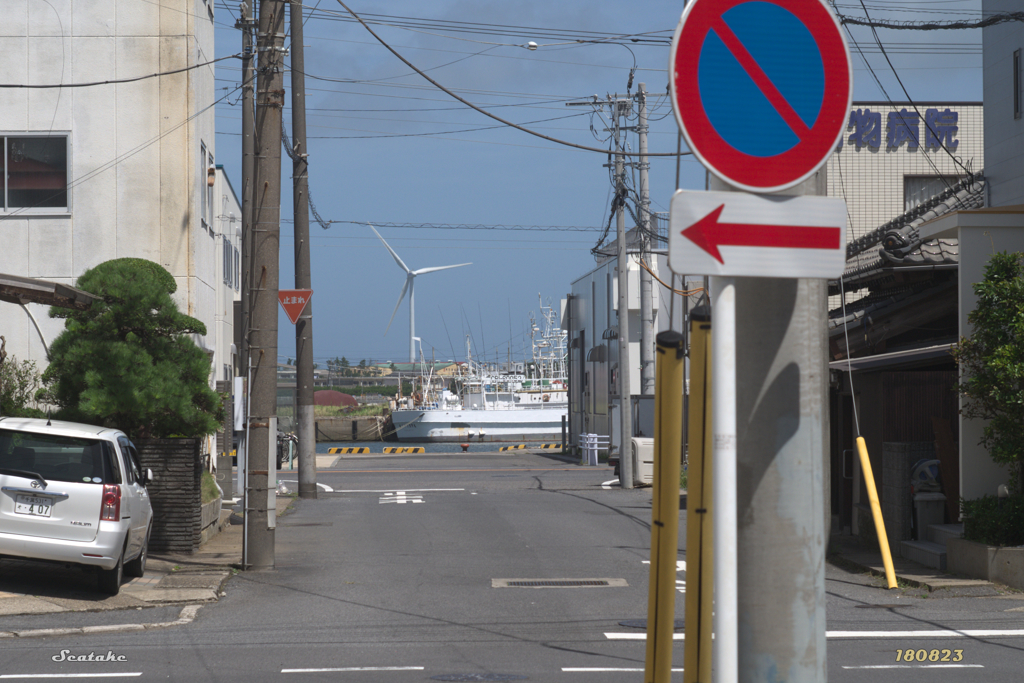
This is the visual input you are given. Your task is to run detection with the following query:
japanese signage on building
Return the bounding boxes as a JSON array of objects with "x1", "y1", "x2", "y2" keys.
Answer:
[{"x1": 838, "y1": 106, "x2": 960, "y2": 152}]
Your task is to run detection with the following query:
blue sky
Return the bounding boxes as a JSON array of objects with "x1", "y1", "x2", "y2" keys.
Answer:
[{"x1": 211, "y1": 0, "x2": 983, "y2": 366}]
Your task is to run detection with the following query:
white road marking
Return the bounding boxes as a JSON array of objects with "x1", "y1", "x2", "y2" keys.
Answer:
[
  {"x1": 334, "y1": 488, "x2": 465, "y2": 493},
  {"x1": 562, "y1": 668, "x2": 684, "y2": 673},
  {"x1": 605, "y1": 632, "x2": 685, "y2": 640},
  {"x1": 282, "y1": 667, "x2": 425, "y2": 673},
  {"x1": 842, "y1": 665, "x2": 984, "y2": 670},
  {"x1": 607, "y1": 628, "x2": 1024, "y2": 641},
  {"x1": 827, "y1": 629, "x2": 1024, "y2": 639},
  {"x1": 279, "y1": 480, "x2": 334, "y2": 492},
  {"x1": 642, "y1": 560, "x2": 686, "y2": 593},
  {"x1": 0, "y1": 676, "x2": 142, "y2": 679},
  {"x1": 380, "y1": 491, "x2": 424, "y2": 504}
]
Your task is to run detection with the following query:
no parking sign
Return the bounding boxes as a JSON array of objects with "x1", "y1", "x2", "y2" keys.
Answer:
[{"x1": 670, "y1": 0, "x2": 852, "y2": 193}]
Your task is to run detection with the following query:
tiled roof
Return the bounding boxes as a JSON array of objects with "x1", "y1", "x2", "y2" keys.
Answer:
[{"x1": 838, "y1": 175, "x2": 985, "y2": 286}]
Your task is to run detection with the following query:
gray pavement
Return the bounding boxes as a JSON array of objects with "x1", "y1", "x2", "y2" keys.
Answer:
[{"x1": 3, "y1": 446, "x2": 1014, "y2": 637}]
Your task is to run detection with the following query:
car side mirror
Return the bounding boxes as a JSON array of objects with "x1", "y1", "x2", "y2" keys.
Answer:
[{"x1": 143, "y1": 468, "x2": 154, "y2": 485}]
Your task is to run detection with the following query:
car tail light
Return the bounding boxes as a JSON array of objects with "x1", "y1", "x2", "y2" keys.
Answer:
[{"x1": 100, "y1": 484, "x2": 121, "y2": 522}]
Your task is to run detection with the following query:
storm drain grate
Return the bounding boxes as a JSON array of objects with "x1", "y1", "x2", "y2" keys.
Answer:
[
  {"x1": 492, "y1": 578, "x2": 627, "y2": 588},
  {"x1": 431, "y1": 675, "x2": 528, "y2": 682}
]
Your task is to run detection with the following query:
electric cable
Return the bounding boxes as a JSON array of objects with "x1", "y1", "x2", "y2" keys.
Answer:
[
  {"x1": 0, "y1": 53, "x2": 240, "y2": 89},
  {"x1": 333, "y1": 0, "x2": 690, "y2": 158}
]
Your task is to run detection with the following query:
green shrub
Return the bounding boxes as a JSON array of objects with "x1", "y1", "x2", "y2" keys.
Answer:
[{"x1": 961, "y1": 494, "x2": 1024, "y2": 546}]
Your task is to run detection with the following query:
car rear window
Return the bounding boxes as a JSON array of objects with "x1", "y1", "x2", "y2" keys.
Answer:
[{"x1": 0, "y1": 429, "x2": 121, "y2": 485}]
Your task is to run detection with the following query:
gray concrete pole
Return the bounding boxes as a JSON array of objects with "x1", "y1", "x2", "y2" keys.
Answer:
[
  {"x1": 613, "y1": 99, "x2": 633, "y2": 490},
  {"x1": 246, "y1": 0, "x2": 286, "y2": 570},
  {"x1": 710, "y1": 172, "x2": 829, "y2": 682},
  {"x1": 637, "y1": 83, "x2": 655, "y2": 396},
  {"x1": 290, "y1": 1, "x2": 317, "y2": 500}
]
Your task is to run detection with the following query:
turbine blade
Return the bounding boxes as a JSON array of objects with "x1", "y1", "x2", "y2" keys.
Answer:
[
  {"x1": 413, "y1": 263, "x2": 472, "y2": 275},
  {"x1": 370, "y1": 224, "x2": 411, "y2": 274},
  {"x1": 384, "y1": 276, "x2": 411, "y2": 336}
]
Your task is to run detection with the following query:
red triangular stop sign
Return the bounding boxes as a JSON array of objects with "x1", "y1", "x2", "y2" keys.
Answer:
[{"x1": 278, "y1": 289, "x2": 313, "y2": 324}]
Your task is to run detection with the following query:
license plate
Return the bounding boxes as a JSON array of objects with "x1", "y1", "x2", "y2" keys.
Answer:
[{"x1": 15, "y1": 495, "x2": 52, "y2": 518}]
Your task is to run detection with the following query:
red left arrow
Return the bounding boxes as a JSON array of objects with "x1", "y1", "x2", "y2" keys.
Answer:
[{"x1": 682, "y1": 205, "x2": 842, "y2": 264}]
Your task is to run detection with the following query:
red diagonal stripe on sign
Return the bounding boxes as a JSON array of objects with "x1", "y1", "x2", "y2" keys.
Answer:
[{"x1": 710, "y1": 16, "x2": 812, "y2": 141}]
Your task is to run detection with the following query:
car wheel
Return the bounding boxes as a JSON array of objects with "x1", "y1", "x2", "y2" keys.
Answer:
[
  {"x1": 97, "y1": 546, "x2": 125, "y2": 595},
  {"x1": 124, "y1": 529, "x2": 149, "y2": 578}
]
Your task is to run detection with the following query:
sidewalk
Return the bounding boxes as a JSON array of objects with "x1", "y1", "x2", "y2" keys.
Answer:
[
  {"x1": 828, "y1": 534, "x2": 1004, "y2": 596},
  {"x1": 0, "y1": 490, "x2": 297, "y2": 619}
]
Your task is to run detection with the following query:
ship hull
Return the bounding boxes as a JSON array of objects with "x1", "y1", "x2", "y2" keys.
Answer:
[{"x1": 391, "y1": 407, "x2": 567, "y2": 443}]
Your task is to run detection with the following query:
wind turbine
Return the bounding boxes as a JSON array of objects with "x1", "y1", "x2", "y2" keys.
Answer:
[{"x1": 370, "y1": 225, "x2": 471, "y2": 362}]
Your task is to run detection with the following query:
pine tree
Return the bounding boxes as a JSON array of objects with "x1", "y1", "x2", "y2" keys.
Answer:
[{"x1": 41, "y1": 258, "x2": 222, "y2": 439}]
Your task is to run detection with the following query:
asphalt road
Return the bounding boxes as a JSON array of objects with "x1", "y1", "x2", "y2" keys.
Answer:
[{"x1": 2, "y1": 450, "x2": 1024, "y2": 682}]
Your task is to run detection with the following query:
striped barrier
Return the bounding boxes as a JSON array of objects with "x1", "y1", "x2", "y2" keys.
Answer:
[
  {"x1": 536, "y1": 444, "x2": 562, "y2": 449},
  {"x1": 499, "y1": 445, "x2": 527, "y2": 451},
  {"x1": 499, "y1": 444, "x2": 563, "y2": 451},
  {"x1": 382, "y1": 446, "x2": 426, "y2": 454},
  {"x1": 328, "y1": 447, "x2": 370, "y2": 454}
]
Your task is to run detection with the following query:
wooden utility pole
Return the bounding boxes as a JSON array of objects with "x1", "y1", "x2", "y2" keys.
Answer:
[
  {"x1": 290, "y1": 0, "x2": 317, "y2": 499},
  {"x1": 245, "y1": 0, "x2": 286, "y2": 570}
]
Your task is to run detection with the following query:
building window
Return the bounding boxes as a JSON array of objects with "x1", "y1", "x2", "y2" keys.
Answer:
[
  {"x1": 1015, "y1": 49, "x2": 1022, "y2": 120},
  {"x1": 3, "y1": 136, "x2": 68, "y2": 210},
  {"x1": 234, "y1": 246, "x2": 240, "y2": 291},
  {"x1": 904, "y1": 176, "x2": 957, "y2": 212},
  {"x1": 200, "y1": 143, "x2": 214, "y2": 231},
  {"x1": 223, "y1": 237, "x2": 233, "y2": 287}
]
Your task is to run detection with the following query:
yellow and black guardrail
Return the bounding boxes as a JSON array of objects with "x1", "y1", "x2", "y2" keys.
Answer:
[
  {"x1": 328, "y1": 447, "x2": 369, "y2": 454},
  {"x1": 382, "y1": 446, "x2": 425, "y2": 454}
]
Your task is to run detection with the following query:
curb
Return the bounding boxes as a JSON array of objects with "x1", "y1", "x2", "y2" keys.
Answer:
[{"x1": 0, "y1": 604, "x2": 203, "y2": 639}]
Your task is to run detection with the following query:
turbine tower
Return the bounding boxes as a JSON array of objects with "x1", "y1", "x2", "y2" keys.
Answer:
[{"x1": 371, "y1": 226, "x2": 471, "y2": 362}]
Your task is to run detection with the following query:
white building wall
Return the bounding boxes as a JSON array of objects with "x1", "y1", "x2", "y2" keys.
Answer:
[
  {"x1": 826, "y1": 102, "x2": 984, "y2": 243},
  {"x1": 983, "y1": 0, "x2": 1024, "y2": 206},
  {"x1": 0, "y1": 1, "x2": 219, "y2": 394}
]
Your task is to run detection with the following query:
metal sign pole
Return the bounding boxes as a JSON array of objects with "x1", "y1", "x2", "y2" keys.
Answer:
[{"x1": 711, "y1": 276, "x2": 738, "y2": 683}]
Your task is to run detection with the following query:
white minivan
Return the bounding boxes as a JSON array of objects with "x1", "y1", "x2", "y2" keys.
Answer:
[{"x1": 0, "y1": 417, "x2": 153, "y2": 595}]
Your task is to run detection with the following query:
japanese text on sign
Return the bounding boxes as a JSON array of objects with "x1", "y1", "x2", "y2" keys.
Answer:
[{"x1": 838, "y1": 107, "x2": 959, "y2": 151}]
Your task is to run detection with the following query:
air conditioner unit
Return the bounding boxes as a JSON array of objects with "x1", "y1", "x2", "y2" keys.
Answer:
[{"x1": 631, "y1": 437, "x2": 654, "y2": 486}]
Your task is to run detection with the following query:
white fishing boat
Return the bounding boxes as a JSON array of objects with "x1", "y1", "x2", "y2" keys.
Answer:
[{"x1": 390, "y1": 298, "x2": 567, "y2": 443}]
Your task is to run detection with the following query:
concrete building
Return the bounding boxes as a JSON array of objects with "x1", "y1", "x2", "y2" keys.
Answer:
[
  {"x1": 565, "y1": 234, "x2": 696, "y2": 451},
  {"x1": 826, "y1": 102, "x2": 984, "y2": 244},
  {"x1": 0, "y1": 3, "x2": 231, "y2": 439}
]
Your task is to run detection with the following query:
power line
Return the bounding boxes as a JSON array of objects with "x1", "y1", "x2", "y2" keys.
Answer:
[
  {"x1": 0, "y1": 54, "x2": 240, "y2": 89},
  {"x1": 333, "y1": 1, "x2": 690, "y2": 158}
]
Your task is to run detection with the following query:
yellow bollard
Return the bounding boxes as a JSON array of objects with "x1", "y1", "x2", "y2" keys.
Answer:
[
  {"x1": 856, "y1": 436, "x2": 898, "y2": 589},
  {"x1": 683, "y1": 307, "x2": 713, "y2": 683},
  {"x1": 645, "y1": 331, "x2": 686, "y2": 683}
]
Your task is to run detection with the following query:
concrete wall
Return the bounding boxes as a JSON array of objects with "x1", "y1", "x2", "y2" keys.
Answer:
[
  {"x1": 983, "y1": 0, "x2": 1024, "y2": 206},
  {"x1": 958, "y1": 226, "x2": 1024, "y2": 500},
  {"x1": 0, "y1": 1, "x2": 220, "y2": 398}
]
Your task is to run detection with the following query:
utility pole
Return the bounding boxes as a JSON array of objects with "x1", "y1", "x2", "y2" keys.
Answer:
[
  {"x1": 637, "y1": 83, "x2": 655, "y2": 397},
  {"x1": 612, "y1": 97, "x2": 634, "y2": 490},
  {"x1": 289, "y1": 0, "x2": 317, "y2": 500},
  {"x1": 711, "y1": 170, "x2": 830, "y2": 682},
  {"x1": 236, "y1": 0, "x2": 255, "y2": 564},
  {"x1": 246, "y1": 0, "x2": 286, "y2": 570}
]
